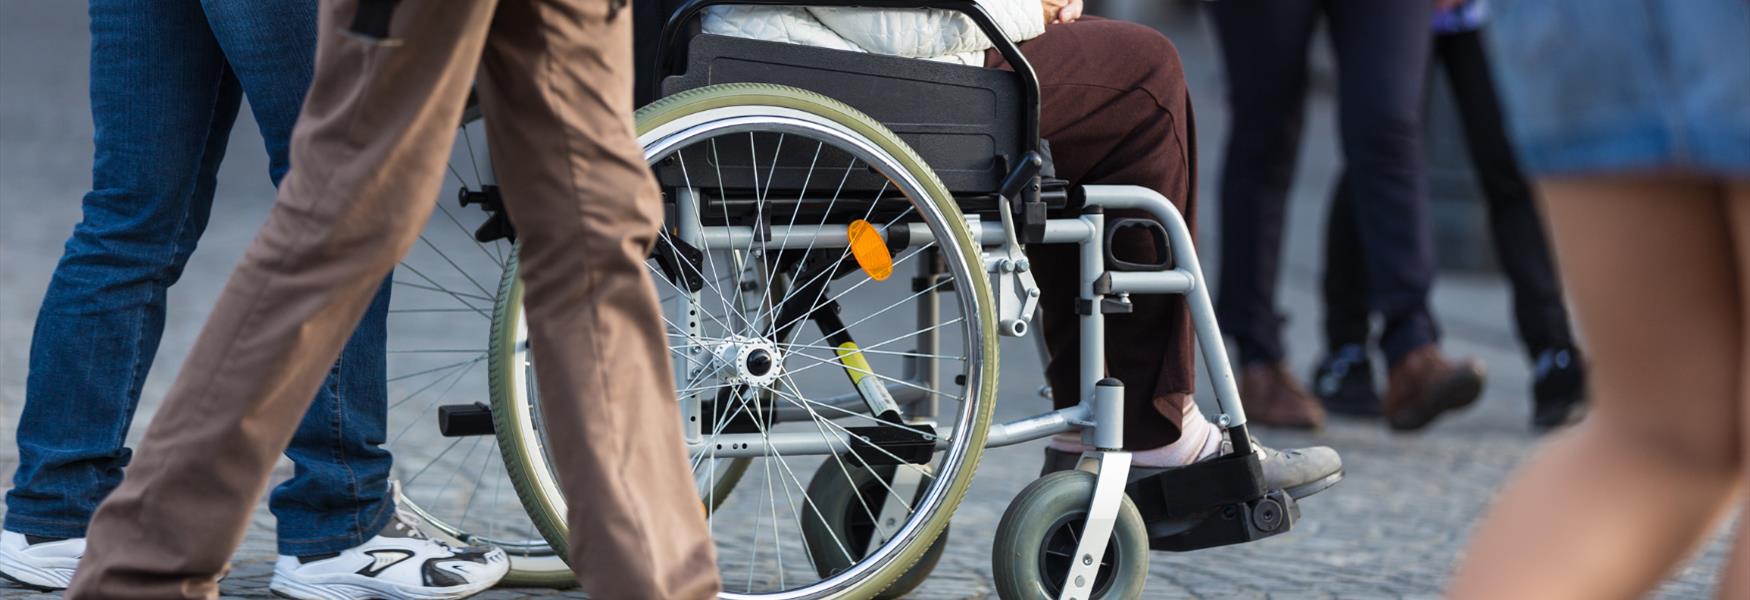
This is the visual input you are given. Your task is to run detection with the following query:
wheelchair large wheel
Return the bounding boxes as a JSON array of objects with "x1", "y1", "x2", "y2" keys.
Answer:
[
  {"x1": 492, "y1": 83, "x2": 999, "y2": 598},
  {"x1": 378, "y1": 108, "x2": 574, "y2": 587},
  {"x1": 800, "y1": 461, "x2": 949, "y2": 599}
]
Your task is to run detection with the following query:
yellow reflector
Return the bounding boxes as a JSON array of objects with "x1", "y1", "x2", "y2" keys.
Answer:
[
  {"x1": 847, "y1": 219, "x2": 893, "y2": 281},
  {"x1": 835, "y1": 342, "x2": 873, "y2": 385}
]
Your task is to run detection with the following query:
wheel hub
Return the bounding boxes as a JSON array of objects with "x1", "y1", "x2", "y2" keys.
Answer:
[{"x1": 713, "y1": 336, "x2": 783, "y2": 387}]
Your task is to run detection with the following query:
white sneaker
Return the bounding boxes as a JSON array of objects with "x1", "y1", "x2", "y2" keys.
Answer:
[
  {"x1": 0, "y1": 530, "x2": 84, "y2": 590},
  {"x1": 269, "y1": 511, "x2": 508, "y2": 600}
]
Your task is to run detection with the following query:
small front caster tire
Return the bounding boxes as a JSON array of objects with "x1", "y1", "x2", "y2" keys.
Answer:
[{"x1": 992, "y1": 470, "x2": 1149, "y2": 599}]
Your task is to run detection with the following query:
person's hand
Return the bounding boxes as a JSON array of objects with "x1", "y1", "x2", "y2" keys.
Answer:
[{"x1": 1042, "y1": 0, "x2": 1082, "y2": 25}]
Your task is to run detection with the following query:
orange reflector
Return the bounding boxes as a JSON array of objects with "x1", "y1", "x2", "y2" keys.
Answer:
[{"x1": 847, "y1": 219, "x2": 893, "y2": 281}]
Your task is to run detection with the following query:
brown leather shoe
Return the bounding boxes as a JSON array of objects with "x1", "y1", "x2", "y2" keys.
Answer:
[
  {"x1": 1384, "y1": 346, "x2": 1486, "y2": 431},
  {"x1": 1239, "y1": 362, "x2": 1326, "y2": 430}
]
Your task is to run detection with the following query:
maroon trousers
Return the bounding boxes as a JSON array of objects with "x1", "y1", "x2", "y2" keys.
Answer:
[{"x1": 988, "y1": 17, "x2": 1199, "y2": 451}]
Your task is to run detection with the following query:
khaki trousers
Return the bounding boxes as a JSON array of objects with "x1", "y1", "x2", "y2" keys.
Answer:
[{"x1": 66, "y1": 0, "x2": 719, "y2": 598}]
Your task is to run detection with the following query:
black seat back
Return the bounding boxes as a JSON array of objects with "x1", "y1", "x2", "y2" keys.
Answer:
[{"x1": 659, "y1": 34, "x2": 1024, "y2": 195}]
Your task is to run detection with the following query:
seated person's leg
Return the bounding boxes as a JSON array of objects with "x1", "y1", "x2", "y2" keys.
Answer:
[{"x1": 989, "y1": 18, "x2": 1340, "y2": 496}]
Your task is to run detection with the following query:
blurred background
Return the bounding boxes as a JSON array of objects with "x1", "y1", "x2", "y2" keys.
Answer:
[{"x1": 0, "y1": 0, "x2": 1736, "y2": 597}]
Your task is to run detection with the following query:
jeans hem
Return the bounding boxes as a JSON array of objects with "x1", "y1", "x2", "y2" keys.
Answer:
[
  {"x1": 273, "y1": 498, "x2": 397, "y2": 556},
  {"x1": 3, "y1": 514, "x2": 91, "y2": 540}
]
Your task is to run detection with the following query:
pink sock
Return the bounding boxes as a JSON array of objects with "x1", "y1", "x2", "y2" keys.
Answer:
[{"x1": 1048, "y1": 402, "x2": 1223, "y2": 468}]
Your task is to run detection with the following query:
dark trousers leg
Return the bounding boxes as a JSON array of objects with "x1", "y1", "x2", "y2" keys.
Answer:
[
  {"x1": 988, "y1": 18, "x2": 1197, "y2": 450},
  {"x1": 1326, "y1": 0, "x2": 1438, "y2": 365},
  {"x1": 1208, "y1": 1, "x2": 1321, "y2": 366},
  {"x1": 1322, "y1": 29, "x2": 1577, "y2": 360},
  {"x1": 1321, "y1": 175, "x2": 1371, "y2": 350},
  {"x1": 1438, "y1": 30, "x2": 1575, "y2": 356}
]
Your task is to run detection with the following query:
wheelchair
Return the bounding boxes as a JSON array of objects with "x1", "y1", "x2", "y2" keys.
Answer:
[{"x1": 376, "y1": 1, "x2": 1325, "y2": 597}]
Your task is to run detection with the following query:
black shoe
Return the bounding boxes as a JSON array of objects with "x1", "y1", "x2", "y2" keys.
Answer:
[
  {"x1": 1532, "y1": 346, "x2": 1586, "y2": 431},
  {"x1": 1311, "y1": 344, "x2": 1382, "y2": 418}
]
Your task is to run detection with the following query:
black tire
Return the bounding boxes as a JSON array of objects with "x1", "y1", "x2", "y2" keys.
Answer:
[
  {"x1": 801, "y1": 462, "x2": 948, "y2": 600},
  {"x1": 992, "y1": 471, "x2": 1149, "y2": 600}
]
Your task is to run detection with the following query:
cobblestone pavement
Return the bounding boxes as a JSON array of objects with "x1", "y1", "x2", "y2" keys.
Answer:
[{"x1": 0, "y1": 1, "x2": 1735, "y2": 598}]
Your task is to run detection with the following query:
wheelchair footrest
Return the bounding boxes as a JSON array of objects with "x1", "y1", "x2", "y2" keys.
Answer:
[
  {"x1": 1146, "y1": 490, "x2": 1298, "y2": 552},
  {"x1": 1123, "y1": 450, "x2": 1299, "y2": 551}
]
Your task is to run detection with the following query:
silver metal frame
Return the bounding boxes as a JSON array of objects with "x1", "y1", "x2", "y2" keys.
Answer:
[
  {"x1": 665, "y1": 180, "x2": 1246, "y2": 600},
  {"x1": 670, "y1": 185, "x2": 1246, "y2": 462}
]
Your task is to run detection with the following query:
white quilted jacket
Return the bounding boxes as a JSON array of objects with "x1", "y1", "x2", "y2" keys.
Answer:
[{"x1": 702, "y1": 0, "x2": 1046, "y2": 66}]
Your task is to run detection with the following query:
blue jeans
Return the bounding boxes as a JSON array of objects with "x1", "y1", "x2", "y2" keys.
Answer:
[
  {"x1": 3, "y1": 0, "x2": 395, "y2": 557},
  {"x1": 1485, "y1": 0, "x2": 1750, "y2": 176}
]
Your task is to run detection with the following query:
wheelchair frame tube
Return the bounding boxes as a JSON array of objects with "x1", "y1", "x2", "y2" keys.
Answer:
[
  {"x1": 909, "y1": 248, "x2": 943, "y2": 419},
  {"x1": 670, "y1": 184, "x2": 1249, "y2": 458},
  {"x1": 1101, "y1": 270, "x2": 1196, "y2": 295},
  {"x1": 698, "y1": 219, "x2": 1094, "y2": 249},
  {"x1": 1081, "y1": 185, "x2": 1250, "y2": 431},
  {"x1": 1078, "y1": 211, "x2": 1109, "y2": 449},
  {"x1": 689, "y1": 404, "x2": 1091, "y2": 458}
]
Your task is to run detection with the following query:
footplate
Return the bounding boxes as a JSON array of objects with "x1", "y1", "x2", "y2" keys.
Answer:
[{"x1": 1125, "y1": 450, "x2": 1299, "y2": 551}]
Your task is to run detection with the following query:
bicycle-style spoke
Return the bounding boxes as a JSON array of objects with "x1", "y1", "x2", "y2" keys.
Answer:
[
  {"x1": 772, "y1": 377, "x2": 923, "y2": 523},
  {"x1": 382, "y1": 113, "x2": 556, "y2": 577},
  {"x1": 492, "y1": 101, "x2": 994, "y2": 594},
  {"x1": 769, "y1": 380, "x2": 940, "y2": 484},
  {"x1": 777, "y1": 259, "x2": 946, "y2": 349},
  {"x1": 781, "y1": 317, "x2": 966, "y2": 379}
]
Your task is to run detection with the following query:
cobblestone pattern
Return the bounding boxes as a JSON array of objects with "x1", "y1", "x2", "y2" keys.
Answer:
[{"x1": 1, "y1": 415, "x2": 1734, "y2": 599}]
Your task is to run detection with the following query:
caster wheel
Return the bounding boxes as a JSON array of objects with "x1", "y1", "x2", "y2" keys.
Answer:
[
  {"x1": 801, "y1": 462, "x2": 947, "y2": 600},
  {"x1": 1250, "y1": 496, "x2": 1286, "y2": 533},
  {"x1": 993, "y1": 471, "x2": 1149, "y2": 600}
]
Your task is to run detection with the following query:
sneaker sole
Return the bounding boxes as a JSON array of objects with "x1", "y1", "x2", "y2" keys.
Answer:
[
  {"x1": 270, "y1": 567, "x2": 505, "y2": 600},
  {"x1": 0, "y1": 552, "x2": 75, "y2": 590},
  {"x1": 1283, "y1": 469, "x2": 1344, "y2": 500}
]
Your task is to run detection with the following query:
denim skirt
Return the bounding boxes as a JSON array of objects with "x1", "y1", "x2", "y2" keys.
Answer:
[{"x1": 1484, "y1": 0, "x2": 1750, "y2": 177}]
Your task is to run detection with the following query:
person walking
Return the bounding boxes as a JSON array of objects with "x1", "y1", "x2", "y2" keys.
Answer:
[
  {"x1": 1448, "y1": 0, "x2": 1749, "y2": 597},
  {"x1": 1309, "y1": 0, "x2": 1586, "y2": 431},
  {"x1": 1208, "y1": 0, "x2": 1486, "y2": 432},
  {"x1": 0, "y1": 2, "x2": 507, "y2": 598},
  {"x1": 61, "y1": 0, "x2": 720, "y2": 598}
]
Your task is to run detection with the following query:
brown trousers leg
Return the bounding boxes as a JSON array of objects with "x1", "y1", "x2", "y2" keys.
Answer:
[
  {"x1": 67, "y1": 1, "x2": 717, "y2": 598},
  {"x1": 987, "y1": 18, "x2": 1199, "y2": 450},
  {"x1": 475, "y1": 0, "x2": 718, "y2": 597}
]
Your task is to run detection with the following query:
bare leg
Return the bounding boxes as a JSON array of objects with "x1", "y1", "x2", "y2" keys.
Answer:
[
  {"x1": 1448, "y1": 174, "x2": 1745, "y2": 600},
  {"x1": 1717, "y1": 180, "x2": 1750, "y2": 600}
]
